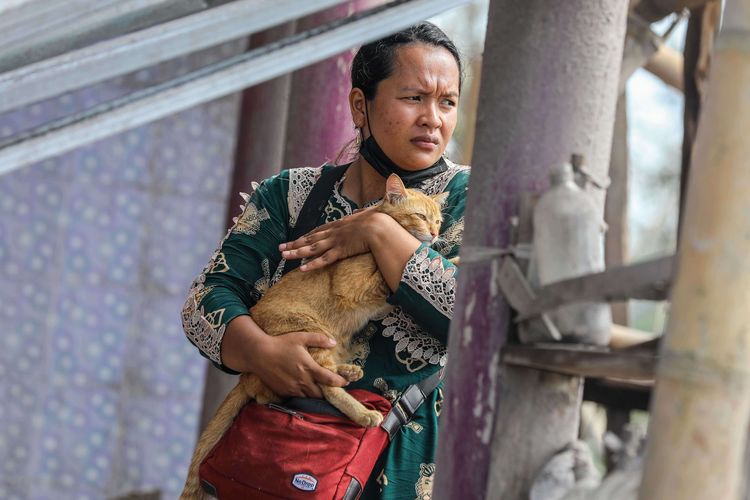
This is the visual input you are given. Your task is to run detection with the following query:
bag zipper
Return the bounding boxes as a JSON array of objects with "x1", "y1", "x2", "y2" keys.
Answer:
[{"x1": 267, "y1": 403, "x2": 304, "y2": 419}]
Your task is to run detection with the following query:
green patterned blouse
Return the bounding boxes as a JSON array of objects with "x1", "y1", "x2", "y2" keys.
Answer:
[{"x1": 182, "y1": 161, "x2": 469, "y2": 499}]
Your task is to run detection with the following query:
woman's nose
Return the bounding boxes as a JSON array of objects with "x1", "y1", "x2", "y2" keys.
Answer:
[{"x1": 420, "y1": 103, "x2": 441, "y2": 129}]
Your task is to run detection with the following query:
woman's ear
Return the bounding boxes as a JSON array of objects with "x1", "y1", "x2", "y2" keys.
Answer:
[{"x1": 349, "y1": 88, "x2": 367, "y2": 131}]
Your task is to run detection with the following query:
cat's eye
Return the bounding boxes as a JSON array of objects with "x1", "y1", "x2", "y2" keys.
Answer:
[{"x1": 416, "y1": 214, "x2": 428, "y2": 221}]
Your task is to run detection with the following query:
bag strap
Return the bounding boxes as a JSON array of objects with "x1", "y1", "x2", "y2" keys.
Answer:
[
  {"x1": 284, "y1": 164, "x2": 349, "y2": 273},
  {"x1": 282, "y1": 367, "x2": 446, "y2": 435},
  {"x1": 381, "y1": 366, "x2": 446, "y2": 440}
]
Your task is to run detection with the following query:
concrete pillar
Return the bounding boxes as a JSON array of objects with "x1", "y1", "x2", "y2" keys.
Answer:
[
  {"x1": 283, "y1": 0, "x2": 381, "y2": 168},
  {"x1": 434, "y1": 1, "x2": 628, "y2": 498},
  {"x1": 199, "y1": 23, "x2": 296, "y2": 432}
]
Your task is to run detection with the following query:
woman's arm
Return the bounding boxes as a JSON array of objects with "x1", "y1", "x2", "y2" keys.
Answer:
[
  {"x1": 363, "y1": 212, "x2": 421, "y2": 291},
  {"x1": 279, "y1": 209, "x2": 420, "y2": 291}
]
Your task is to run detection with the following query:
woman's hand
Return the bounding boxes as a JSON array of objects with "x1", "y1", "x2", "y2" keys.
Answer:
[
  {"x1": 279, "y1": 207, "x2": 388, "y2": 272},
  {"x1": 250, "y1": 331, "x2": 349, "y2": 399},
  {"x1": 221, "y1": 316, "x2": 348, "y2": 398}
]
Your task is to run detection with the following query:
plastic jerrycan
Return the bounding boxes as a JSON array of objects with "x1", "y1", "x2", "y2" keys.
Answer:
[{"x1": 532, "y1": 162, "x2": 612, "y2": 345}]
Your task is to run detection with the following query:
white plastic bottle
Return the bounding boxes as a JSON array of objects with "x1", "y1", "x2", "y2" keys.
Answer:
[{"x1": 532, "y1": 162, "x2": 612, "y2": 345}]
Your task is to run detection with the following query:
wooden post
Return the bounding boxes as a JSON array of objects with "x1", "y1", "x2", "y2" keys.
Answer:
[
  {"x1": 434, "y1": 1, "x2": 628, "y2": 499},
  {"x1": 680, "y1": 0, "x2": 721, "y2": 230},
  {"x1": 639, "y1": 2, "x2": 750, "y2": 499},
  {"x1": 606, "y1": 94, "x2": 630, "y2": 326}
]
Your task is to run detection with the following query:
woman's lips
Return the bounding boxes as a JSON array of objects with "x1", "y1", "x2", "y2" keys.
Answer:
[{"x1": 411, "y1": 137, "x2": 439, "y2": 151}]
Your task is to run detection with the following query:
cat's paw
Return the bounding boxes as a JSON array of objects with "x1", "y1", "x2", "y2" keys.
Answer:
[
  {"x1": 355, "y1": 409, "x2": 384, "y2": 427},
  {"x1": 336, "y1": 364, "x2": 364, "y2": 382}
]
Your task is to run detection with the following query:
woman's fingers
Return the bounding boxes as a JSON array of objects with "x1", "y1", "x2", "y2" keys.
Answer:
[
  {"x1": 301, "y1": 331, "x2": 338, "y2": 349},
  {"x1": 281, "y1": 237, "x2": 333, "y2": 260},
  {"x1": 274, "y1": 332, "x2": 347, "y2": 398},
  {"x1": 279, "y1": 229, "x2": 330, "y2": 254},
  {"x1": 299, "y1": 250, "x2": 338, "y2": 272}
]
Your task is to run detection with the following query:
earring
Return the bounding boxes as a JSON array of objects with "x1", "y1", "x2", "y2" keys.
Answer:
[{"x1": 355, "y1": 127, "x2": 362, "y2": 147}]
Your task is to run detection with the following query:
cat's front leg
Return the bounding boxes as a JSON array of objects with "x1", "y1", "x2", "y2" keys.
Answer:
[
  {"x1": 320, "y1": 386, "x2": 384, "y2": 427},
  {"x1": 336, "y1": 363, "x2": 364, "y2": 382}
]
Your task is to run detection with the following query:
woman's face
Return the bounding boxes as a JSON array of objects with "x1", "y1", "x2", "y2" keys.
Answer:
[{"x1": 355, "y1": 43, "x2": 460, "y2": 171}]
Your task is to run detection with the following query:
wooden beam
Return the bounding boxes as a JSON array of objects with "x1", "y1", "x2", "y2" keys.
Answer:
[
  {"x1": 605, "y1": 94, "x2": 630, "y2": 325},
  {"x1": 514, "y1": 255, "x2": 674, "y2": 320},
  {"x1": 496, "y1": 257, "x2": 562, "y2": 342},
  {"x1": 609, "y1": 323, "x2": 658, "y2": 349},
  {"x1": 645, "y1": 43, "x2": 685, "y2": 91},
  {"x1": 502, "y1": 343, "x2": 657, "y2": 381},
  {"x1": 632, "y1": 0, "x2": 714, "y2": 22}
]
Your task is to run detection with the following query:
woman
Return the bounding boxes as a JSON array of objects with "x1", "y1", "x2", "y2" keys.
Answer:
[{"x1": 182, "y1": 22, "x2": 469, "y2": 499}]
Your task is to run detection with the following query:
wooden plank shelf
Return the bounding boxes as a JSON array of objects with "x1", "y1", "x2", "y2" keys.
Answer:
[{"x1": 501, "y1": 342, "x2": 658, "y2": 381}]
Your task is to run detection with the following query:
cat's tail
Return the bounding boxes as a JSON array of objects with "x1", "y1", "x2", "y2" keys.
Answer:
[{"x1": 180, "y1": 382, "x2": 251, "y2": 500}]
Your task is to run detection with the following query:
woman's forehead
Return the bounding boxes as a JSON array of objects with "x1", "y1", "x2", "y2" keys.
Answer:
[{"x1": 388, "y1": 44, "x2": 459, "y2": 92}]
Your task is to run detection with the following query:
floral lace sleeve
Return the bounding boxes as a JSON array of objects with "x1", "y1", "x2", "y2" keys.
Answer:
[
  {"x1": 386, "y1": 172, "x2": 468, "y2": 344},
  {"x1": 181, "y1": 171, "x2": 290, "y2": 372}
]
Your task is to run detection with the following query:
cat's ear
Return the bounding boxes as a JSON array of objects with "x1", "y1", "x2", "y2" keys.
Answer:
[
  {"x1": 385, "y1": 174, "x2": 407, "y2": 203},
  {"x1": 432, "y1": 192, "x2": 449, "y2": 207}
]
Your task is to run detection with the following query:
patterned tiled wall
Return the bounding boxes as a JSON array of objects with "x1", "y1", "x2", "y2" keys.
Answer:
[{"x1": 0, "y1": 41, "x2": 245, "y2": 499}]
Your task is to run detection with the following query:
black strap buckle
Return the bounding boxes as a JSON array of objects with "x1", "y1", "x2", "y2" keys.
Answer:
[{"x1": 381, "y1": 385, "x2": 426, "y2": 439}]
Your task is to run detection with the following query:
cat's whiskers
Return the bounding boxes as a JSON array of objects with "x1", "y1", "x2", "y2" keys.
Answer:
[
  {"x1": 409, "y1": 229, "x2": 433, "y2": 243},
  {"x1": 432, "y1": 236, "x2": 448, "y2": 250}
]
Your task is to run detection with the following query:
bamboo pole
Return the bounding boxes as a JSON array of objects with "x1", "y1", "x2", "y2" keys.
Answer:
[{"x1": 639, "y1": 2, "x2": 750, "y2": 498}]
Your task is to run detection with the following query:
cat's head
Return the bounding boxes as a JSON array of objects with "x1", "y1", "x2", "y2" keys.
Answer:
[{"x1": 378, "y1": 174, "x2": 448, "y2": 245}]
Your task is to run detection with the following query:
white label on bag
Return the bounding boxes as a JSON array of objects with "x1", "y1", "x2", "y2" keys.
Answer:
[{"x1": 292, "y1": 473, "x2": 318, "y2": 492}]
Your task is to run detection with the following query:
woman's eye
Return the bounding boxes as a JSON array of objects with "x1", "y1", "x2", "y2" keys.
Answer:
[
  {"x1": 404, "y1": 96, "x2": 421, "y2": 102},
  {"x1": 441, "y1": 99, "x2": 456, "y2": 107}
]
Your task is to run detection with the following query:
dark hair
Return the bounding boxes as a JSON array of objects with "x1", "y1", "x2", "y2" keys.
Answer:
[{"x1": 351, "y1": 22, "x2": 463, "y2": 100}]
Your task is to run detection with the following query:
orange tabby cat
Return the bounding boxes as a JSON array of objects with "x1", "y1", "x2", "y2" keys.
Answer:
[{"x1": 181, "y1": 174, "x2": 447, "y2": 499}]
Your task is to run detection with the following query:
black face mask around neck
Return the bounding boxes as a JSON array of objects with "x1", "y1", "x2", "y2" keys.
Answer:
[{"x1": 359, "y1": 101, "x2": 448, "y2": 188}]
